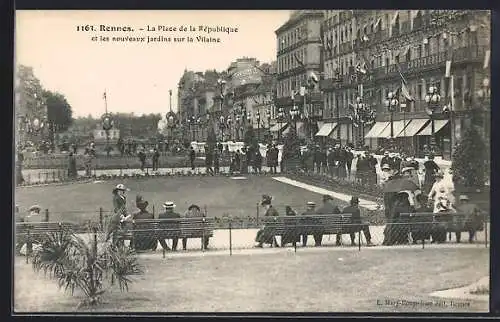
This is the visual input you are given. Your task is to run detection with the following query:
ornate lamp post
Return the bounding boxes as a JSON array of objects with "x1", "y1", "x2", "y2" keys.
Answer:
[
  {"x1": 226, "y1": 115, "x2": 232, "y2": 141},
  {"x1": 187, "y1": 116, "x2": 196, "y2": 141},
  {"x1": 424, "y1": 85, "x2": 441, "y2": 154},
  {"x1": 277, "y1": 107, "x2": 285, "y2": 142},
  {"x1": 384, "y1": 91, "x2": 399, "y2": 150},
  {"x1": 256, "y1": 110, "x2": 261, "y2": 142},
  {"x1": 234, "y1": 113, "x2": 241, "y2": 141},
  {"x1": 217, "y1": 78, "x2": 227, "y2": 112},
  {"x1": 350, "y1": 95, "x2": 376, "y2": 148},
  {"x1": 266, "y1": 109, "x2": 271, "y2": 142},
  {"x1": 219, "y1": 115, "x2": 225, "y2": 142},
  {"x1": 289, "y1": 105, "x2": 300, "y2": 131}
]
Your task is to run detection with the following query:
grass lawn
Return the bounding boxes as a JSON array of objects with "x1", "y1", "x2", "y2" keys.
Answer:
[
  {"x1": 14, "y1": 247, "x2": 489, "y2": 312},
  {"x1": 15, "y1": 176, "x2": 359, "y2": 224}
]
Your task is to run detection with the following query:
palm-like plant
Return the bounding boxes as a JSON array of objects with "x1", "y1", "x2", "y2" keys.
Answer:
[{"x1": 31, "y1": 227, "x2": 142, "y2": 307}]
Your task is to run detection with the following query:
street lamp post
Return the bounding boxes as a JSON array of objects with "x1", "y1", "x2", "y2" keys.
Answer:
[
  {"x1": 226, "y1": 116, "x2": 232, "y2": 141},
  {"x1": 266, "y1": 109, "x2": 271, "y2": 143},
  {"x1": 424, "y1": 86, "x2": 441, "y2": 154},
  {"x1": 219, "y1": 115, "x2": 225, "y2": 142},
  {"x1": 235, "y1": 114, "x2": 241, "y2": 141},
  {"x1": 289, "y1": 105, "x2": 300, "y2": 131},
  {"x1": 256, "y1": 110, "x2": 261, "y2": 142},
  {"x1": 277, "y1": 107, "x2": 285, "y2": 142},
  {"x1": 384, "y1": 91, "x2": 399, "y2": 151}
]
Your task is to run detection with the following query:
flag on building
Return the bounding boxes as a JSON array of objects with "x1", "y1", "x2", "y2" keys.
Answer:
[
  {"x1": 396, "y1": 63, "x2": 414, "y2": 102},
  {"x1": 355, "y1": 63, "x2": 367, "y2": 75}
]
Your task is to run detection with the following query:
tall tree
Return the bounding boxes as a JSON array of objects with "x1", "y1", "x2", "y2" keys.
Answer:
[
  {"x1": 16, "y1": 65, "x2": 45, "y2": 119},
  {"x1": 451, "y1": 127, "x2": 488, "y2": 188},
  {"x1": 43, "y1": 90, "x2": 73, "y2": 132}
]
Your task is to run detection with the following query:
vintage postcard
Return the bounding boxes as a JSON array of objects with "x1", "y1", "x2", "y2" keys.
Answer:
[{"x1": 14, "y1": 9, "x2": 490, "y2": 313}]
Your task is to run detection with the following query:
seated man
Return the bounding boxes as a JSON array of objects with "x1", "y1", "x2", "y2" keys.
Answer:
[
  {"x1": 342, "y1": 196, "x2": 373, "y2": 246},
  {"x1": 315, "y1": 195, "x2": 341, "y2": 246},
  {"x1": 158, "y1": 201, "x2": 181, "y2": 251},
  {"x1": 300, "y1": 201, "x2": 317, "y2": 247},
  {"x1": 131, "y1": 195, "x2": 157, "y2": 251},
  {"x1": 455, "y1": 194, "x2": 484, "y2": 243}
]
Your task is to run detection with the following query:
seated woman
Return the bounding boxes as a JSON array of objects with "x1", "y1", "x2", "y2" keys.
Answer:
[
  {"x1": 182, "y1": 204, "x2": 210, "y2": 250},
  {"x1": 255, "y1": 195, "x2": 280, "y2": 248},
  {"x1": 131, "y1": 195, "x2": 157, "y2": 251}
]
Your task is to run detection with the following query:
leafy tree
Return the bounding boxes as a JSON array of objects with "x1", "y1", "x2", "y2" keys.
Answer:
[
  {"x1": 16, "y1": 65, "x2": 45, "y2": 118},
  {"x1": 43, "y1": 90, "x2": 73, "y2": 132},
  {"x1": 32, "y1": 228, "x2": 142, "y2": 307},
  {"x1": 451, "y1": 126, "x2": 488, "y2": 187}
]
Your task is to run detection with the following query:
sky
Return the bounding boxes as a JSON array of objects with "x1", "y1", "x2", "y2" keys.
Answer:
[{"x1": 15, "y1": 10, "x2": 290, "y2": 118}]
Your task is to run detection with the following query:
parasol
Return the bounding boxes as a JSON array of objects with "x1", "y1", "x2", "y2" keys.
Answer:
[{"x1": 383, "y1": 178, "x2": 419, "y2": 193}]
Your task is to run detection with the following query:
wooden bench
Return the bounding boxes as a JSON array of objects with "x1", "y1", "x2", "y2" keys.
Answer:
[
  {"x1": 16, "y1": 222, "x2": 74, "y2": 242},
  {"x1": 399, "y1": 212, "x2": 485, "y2": 242},
  {"x1": 117, "y1": 217, "x2": 215, "y2": 247},
  {"x1": 263, "y1": 214, "x2": 360, "y2": 246}
]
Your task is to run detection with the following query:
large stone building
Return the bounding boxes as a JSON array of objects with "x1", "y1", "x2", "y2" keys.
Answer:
[
  {"x1": 177, "y1": 58, "x2": 277, "y2": 143},
  {"x1": 275, "y1": 10, "x2": 325, "y2": 141},
  {"x1": 319, "y1": 10, "x2": 490, "y2": 159}
]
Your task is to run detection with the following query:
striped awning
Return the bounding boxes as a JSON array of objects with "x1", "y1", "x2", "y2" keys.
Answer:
[
  {"x1": 315, "y1": 122, "x2": 338, "y2": 137},
  {"x1": 364, "y1": 122, "x2": 389, "y2": 139},
  {"x1": 378, "y1": 120, "x2": 407, "y2": 139},
  {"x1": 396, "y1": 119, "x2": 429, "y2": 137},
  {"x1": 417, "y1": 120, "x2": 449, "y2": 136}
]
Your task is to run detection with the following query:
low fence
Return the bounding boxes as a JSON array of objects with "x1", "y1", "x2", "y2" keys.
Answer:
[
  {"x1": 16, "y1": 212, "x2": 490, "y2": 261},
  {"x1": 22, "y1": 153, "x2": 235, "y2": 170}
]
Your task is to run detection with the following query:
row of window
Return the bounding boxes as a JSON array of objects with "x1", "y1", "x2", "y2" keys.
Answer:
[
  {"x1": 322, "y1": 32, "x2": 476, "y2": 78},
  {"x1": 276, "y1": 74, "x2": 308, "y2": 98},
  {"x1": 277, "y1": 23, "x2": 307, "y2": 50},
  {"x1": 277, "y1": 48, "x2": 307, "y2": 74},
  {"x1": 321, "y1": 74, "x2": 473, "y2": 116}
]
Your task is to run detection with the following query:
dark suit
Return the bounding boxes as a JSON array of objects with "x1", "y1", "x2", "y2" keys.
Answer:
[
  {"x1": 315, "y1": 202, "x2": 341, "y2": 246},
  {"x1": 301, "y1": 209, "x2": 316, "y2": 246},
  {"x1": 131, "y1": 210, "x2": 157, "y2": 251},
  {"x1": 342, "y1": 205, "x2": 372, "y2": 244},
  {"x1": 159, "y1": 210, "x2": 181, "y2": 250},
  {"x1": 256, "y1": 206, "x2": 280, "y2": 247}
]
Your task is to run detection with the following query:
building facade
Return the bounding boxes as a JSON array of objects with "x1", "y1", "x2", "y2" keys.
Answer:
[
  {"x1": 275, "y1": 10, "x2": 325, "y2": 141},
  {"x1": 319, "y1": 10, "x2": 490, "y2": 158}
]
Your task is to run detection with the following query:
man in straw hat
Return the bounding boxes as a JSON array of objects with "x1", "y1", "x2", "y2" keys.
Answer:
[
  {"x1": 158, "y1": 201, "x2": 181, "y2": 251},
  {"x1": 24, "y1": 205, "x2": 42, "y2": 223},
  {"x1": 455, "y1": 194, "x2": 484, "y2": 243},
  {"x1": 255, "y1": 194, "x2": 280, "y2": 248}
]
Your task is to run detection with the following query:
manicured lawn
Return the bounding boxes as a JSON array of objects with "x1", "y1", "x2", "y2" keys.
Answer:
[
  {"x1": 16, "y1": 176, "x2": 357, "y2": 224},
  {"x1": 14, "y1": 247, "x2": 489, "y2": 312}
]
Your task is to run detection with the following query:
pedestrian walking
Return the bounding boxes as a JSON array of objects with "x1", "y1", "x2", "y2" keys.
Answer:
[
  {"x1": 189, "y1": 146, "x2": 196, "y2": 170},
  {"x1": 152, "y1": 148, "x2": 160, "y2": 171}
]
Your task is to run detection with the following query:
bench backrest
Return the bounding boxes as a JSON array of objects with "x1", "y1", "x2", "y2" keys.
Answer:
[
  {"x1": 263, "y1": 214, "x2": 356, "y2": 234},
  {"x1": 127, "y1": 218, "x2": 215, "y2": 238},
  {"x1": 16, "y1": 222, "x2": 73, "y2": 234}
]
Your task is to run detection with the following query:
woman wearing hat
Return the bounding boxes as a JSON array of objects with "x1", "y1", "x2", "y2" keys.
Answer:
[
  {"x1": 24, "y1": 205, "x2": 42, "y2": 223},
  {"x1": 106, "y1": 184, "x2": 131, "y2": 245},
  {"x1": 255, "y1": 195, "x2": 280, "y2": 248},
  {"x1": 131, "y1": 195, "x2": 157, "y2": 251}
]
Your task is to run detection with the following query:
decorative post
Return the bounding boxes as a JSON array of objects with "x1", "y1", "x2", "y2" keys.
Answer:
[{"x1": 424, "y1": 85, "x2": 441, "y2": 154}]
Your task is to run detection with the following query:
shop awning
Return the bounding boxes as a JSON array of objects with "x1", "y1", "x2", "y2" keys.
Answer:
[
  {"x1": 270, "y1": 123, "x2": 287, "y2": 132},
  {"x1": 364, "y1": 122, "x2": 389, "y2": 138},
  {"x1": 378, "y1": 120, "x2": 408, "y2": 139},
  {"x1": 396, "y1": 119, "x2": 429, "y2": 137},
  {"x1": 315, "y1": 122, "x2": 337, "y2": 137},
  {"x1": 417, "y1": 119, "x2": 449, "y2": 136}
]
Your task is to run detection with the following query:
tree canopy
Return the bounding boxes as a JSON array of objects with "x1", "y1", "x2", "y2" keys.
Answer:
[{"x1": 43, "y1": 90, "x2": 73, "y2": 132}]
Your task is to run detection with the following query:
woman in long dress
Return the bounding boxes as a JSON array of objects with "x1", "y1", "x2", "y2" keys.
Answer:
[{"x1": 106, "y1": 184, "x2": 132, "y2": 246}]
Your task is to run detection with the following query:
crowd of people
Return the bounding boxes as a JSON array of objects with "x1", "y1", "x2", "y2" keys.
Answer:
[{"x1": 106, "y1": 184, "x2": 211, "y2": 252}]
